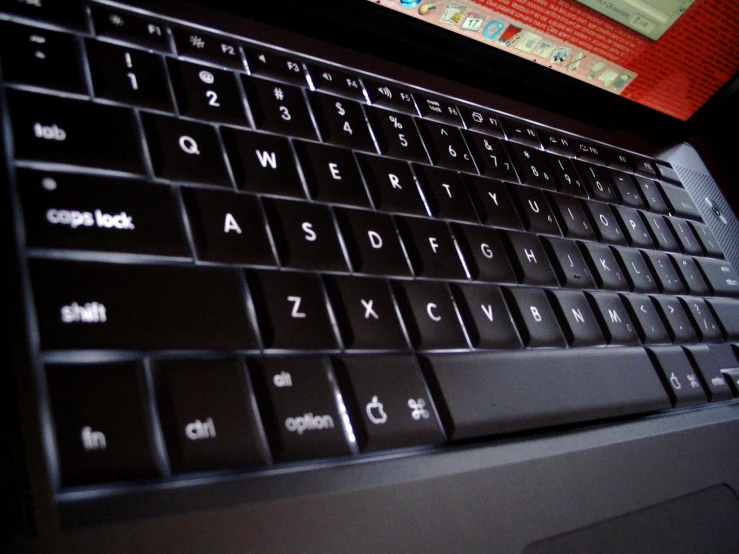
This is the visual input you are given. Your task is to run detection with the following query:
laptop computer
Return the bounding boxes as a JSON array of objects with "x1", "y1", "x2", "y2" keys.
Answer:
[{"x1": 3, "y1": 0, "x2": 739, "y2": 552}]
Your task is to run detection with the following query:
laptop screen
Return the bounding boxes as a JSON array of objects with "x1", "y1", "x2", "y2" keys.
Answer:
[{"x1": 371, "y1": 0, "x2": 739, "y2": 121}]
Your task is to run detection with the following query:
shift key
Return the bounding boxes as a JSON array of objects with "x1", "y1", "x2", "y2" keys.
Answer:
[{"x1": 30, "y1": 260, "x2": 257, "y2": 350}]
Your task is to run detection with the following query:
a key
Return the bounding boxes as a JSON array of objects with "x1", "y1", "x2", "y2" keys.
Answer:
[
  {"x1": 671, "y1": 254, "x2": 710, "y2": 296},
  {"x1": 172, "y1": 27, "x2": 242, "y2": 69},
  {"x1": 363, "y1": 80, "x2": 417, "y2": 114},
  {"x1": 30, "y1": 260, "x2": 256, "y2": 350},
  {"x1": 156, "y1": 359, "x2": 267, "y2": 473},
  {"x1": 451, "y1": 284, "x2": 521, "y2": 348},
  {"x1": 652, "y1": 296, "x2": 697, "y2": 343},
  {"x1": 583, "y1": 243, "x2": 628, "y2": 291},
  {"x1": 584, "y1": 200, "x2": 626, "y2": 244},
  {"x1": 91, "y1": 5, "x2": 170, "y2": 51},
  {"x1": 643, "y1": 213, "x2": 680, "y2": 252},
  {"x1": 667, "y1": 217, "x2": 703, "y2": 255},
  {"x1": 262, "y1": 198, "x2": 347, "y2": 271},
  {"x1": 573, "y1": 141, "x2": 606, "y2": 164},
  {"x1": 168, "y1": 59, "x2": 246, "y2": 124},
  {"x1": 416, "y1": 120, "x2": 476, "y2": 172},
  {"x1": 680, "y1": 297, "x2": 722, "y2": 342},
  {"x1": 308, "y1": 93, "x2": 375, "y2": 151},
  {"x1": 333, "y1": 356, "x2": 445, "y2": 452},
  {"x1": 243, "y1": 77, "x2": 316, "y2": 139},
  {"x1": 499, "y1": 117, "x2": 541, "y2": 147},
  {"x1": 610, "y1": 171, "x2": 644, "y2": 208},
  {"x1": 452, "y1": 224, "x2": 516, "y2": 284},
  {"x1": 616, "y1": 207, "x2": 654, "y2": 248},
  {"x1": 550, "y1": 289, "x2": 605, "y2": 346},
  {"x1": 0, "y1": 21, "x2": 85, "y2": 93},
  {"x1": 614, "y1": 247, "x2": 658, "y2": 293},
  {"x1": 86, "y1": 40, "x2": 172, "y2": 110},
  {"x1": 682, "y1": 345, "x2": 735, "y2": 402},
  {"x1": 365, "y1": 107, "x2": 428, "y2": 163},
  {"x1": 7, "y1": 90, "x2": 145, "y2": 173},
  {"x1": 504, "y1": 287, "x2": 566, "y2": 347},
  {"x1": 607, "y1": 151, "x2": 636, "y2": 173},
  {"x1": 656, "y1": 163, "x2": 682, "y2": 184},
  {"x1": 294, "y1": 141, "x2": 370, "y2": 207},
  {"x1": 464, "y1": 132, "x2": 518, "y2": 182},
  {"x1": 694, "y1": 258, "x2": 739, "y2": 298},
  {"x1": 501, "y1": 231, "x2": 558, "y2": 286},
  {"x1": 415, "y1": 95, "x2": 463, "y2": 126},
  {"x1": 690, "y1": 222, "x2": 723, "y2": 258},
  {"x1": 661, "y1": 183, "x2": 702, "y2": 220},
  {"x1": 647, "y1": 346, "x2": 707, "y2": 407},
  {"x1": 242, "y1": 46, "x2": 306, "y2": 86},
  {"x1": 395, "y1": 216, "x2": 466, "y2": 279},
  {"x1": 623, "y1": 294, "x2": 670, "y2": 344},
  {"x1": 334, "y1": 208, "x2": 411, "y2": 276},
  {"x1": 464, "y1": 176, "x2": 522, "y2": 230},
  {"x1": 19, "y1": 169, "x2": 189, "y2": 257},
  {"x1": 246, "y1": 270, "x2": 338, "y2": 349},
  {"x1": 325, "y1": 276, "x2": 406, "y2": 349},
  {"x1": 305, "y1": 64, "x2": 365, "y2": 101},
  {"x1": 413, "y1": 165, "x2": 477, "y2": 222},
  {"x1": 643, "y1": 251, "x2": 684, "y2": 294},
  {"x1": 141, "y1": 114, "x2": 231, "y2": 186},
  {"x1": 3, "y1": 0, "x2": 87, "y2": 31},
  {"x1": 393, "y1": 280, "x2": 467, "y2": 350},
  {"x1": 508, "y1": 143, "x2": 556, "y2": 190},
  {"x1": 46, "y1": 361, "x2": 159, "y2": 486},
  {"x1": 705, "y1": 298, "x2": 739, "y2": 340},
  {"x1": 181, "y1": 187, "x2": 274, "y2": 265},
  {"x1": 249, "y1": 357, "x2": 349, "y2": 461},
  {"x1": 543, "y1": 237, "x2": 595, "y2": 289},
  {"x1": 540, "y1": 131, "x2": 575, "y2": 156},
  {"x1": 634, "y1": 159, "x2": 658, "y2": 177},
  {"x1": 577, "y1": 161, "x2": 618, "y2": 203},
  {"x1": 458, "y1": 106, "x2": 505, "y2": 138},
  {"x1": 509, "y1": 185, "x2": 560, "y2": 236},
  {"x1": 586, "y1": 292, "x2": 639, "y2": 345},
  {"x1": 635, "y1": 177, "x2": 669, "y2": 213},
  {"x1": 221, "y1": 128, "x2": 304, "y2": 198},
  {"x1": 357, "y1": 155, "x2": 426, "y2": 215},
  {"x1": 549, "y1": 155, "x2": 589, "y2": 198},
  {"x1": 549, "y1": 192, "x2": 594, "y2": 240}
]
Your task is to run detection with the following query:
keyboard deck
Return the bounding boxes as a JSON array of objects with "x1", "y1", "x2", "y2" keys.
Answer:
[{"x1": 2, "y1": 0, "x2": 739, "y2": 491}]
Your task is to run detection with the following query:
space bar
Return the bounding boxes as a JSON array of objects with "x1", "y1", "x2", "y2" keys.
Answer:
[{"x1": 422, "y1": 349, "x2": 671, "y2": 440}]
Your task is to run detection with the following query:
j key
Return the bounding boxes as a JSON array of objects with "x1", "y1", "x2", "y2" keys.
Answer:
[
  {"x1": 671, "y1": 254, "x2": 710, "y2": 296},
  {"x1": 502, "y1": 231, "x2": 558, "y2": 286},
  {"x1": 246, "y1": 270, "x2": 338, "y2": 349},
  {"x1": 635, "y1": 159, "x2": 658, "y2": 178},
  {"x1": 157, "y1": 359, "x2": 266, "y2": 473},
  {"x1": 584, "y1": 200, "x2": 626, "y2": 244},
  {"x1": 249, "y1": 357, "x2": 349, "y2": 461},
  {"x1": 616, "y1": 207, "x2": 654, "y2": 248},
  {"x1": 416, "y1": 120, "x2": 475, "y2": 172},
  {"x1": 624, "y1": 295, "x2": 670, "y2": 344},
  {"x1": 643, "y1": 213, "x2": 680, "y2": 252},
  {"x1": 168, "y1": 60, "x2": 246, "y2": 124},
  {"x1": 415, "y1": 95, "x2": 463, "y2": 126},
  {"x1": 451, "y1": 284, "x2": 520, "y2": 348},
  {"x1": 458, "y1": 106, "x2": 505, "y2": 138},
  {"x1": 325, "y1": 276, "x2": 406, "y2": 349},
  {"x1": 652, "y1": 296, "x2": 697, "y2": 343},
  {"x1": 2, "y1": 0, "x2": 87, "y2": 31},
  {"x1": 243, "y1": 46, "x2": 305, "y2": 86},
  {"x1": 308, "y1": 93, "x2": 374, "y2": 151},
  {"x1": 464, "y1": 176, "x2": 522, "y2": 230},
  {"x1": 611, "y1": 171, "x2": 644, "y2": 208},
  {"x1": 242, "y1": 77, "x2": 316, "y2": 139},
  {"x1": 510, "y1": 185, "x2": 560, "y2": 236},
  {"x1": 661, "y1": 183, "x2": 702, "y2": 220},
  {"x1": 573, "y1": 141, "x2": 606, "y2": 164},
  {"x1": 549, "y1": 155, "x2": 589, "y2": 198},
  {"x1": 499, "y1": 117, "x2": 541, "y2": 148},
  {"x1": 19, "y1": 169, "x2": 189, "y2": 257},
  {"x1": 681, "y1": 297, "x2": 722, "y2": 342},
  {"x1": 682, "y1": 345, "x2": 734, "y2": 401},
  {"x1": 614, "y1": 247, "x2": 658, "y2": 293},
  {"x1": 0, "y1": 22, "x2": 85, "y2": 93},
  {"x1": 695, "y1": 258, "x2": 739, "y2": 298},
  {"x1": 464, "y1": 132, "x2": 518, "y2": 182},
  {"x1": 91, "y1": 5, "x2": 170, "y2": 51},
  {"x1": 543, "y1": 237, "x2": 595, "y2": 289},
  {"x1": 221, "y1": 129, "x2": 304, "y2": 198},
  {"x1": 504, "y1": 287, "x2": 565, "y2": 347},
  {"x1": 393, "y1": 280, "x2": 467, "y2": 350},
  {"x1": 540, "y1": 131, "x2": 575, "y2": 156},
  {"x1": 30, "y1": 259, "x2": 256, "y2": 350},
  {"x1": 141, "y1": 114, "x2": 230, "y2": 186},
  {"x1": 634, "y1": 177, "x2": 669, "y2": 213},
  {"x1": 643, "y1": 251, "x2": 684, "y2": 294},
  {"x1": 607, "y1": 151, "x2": 636, "y2": 173},
  {"x1": 293, "y1": 141, "x2": 370, "y2": 207},
  {"x1": 357, "y1": 155, "x2": 426, "y2": 215},
  {"x1": 508, "y1": 143, "x2": 556, "y2": 190},
  {"x1": 305, "y1": 64, "x2": 364, "y2": 101},
  {"x1": 667, "y1": 217, "x2": 702, "y2": 255},
  {"x1": 334, "y1": 208, "x2": 411, "y2": 276},
  {"x1": 413, "y1": 165, "x2": 477, "y2": 222},
  {"x1": 262, "y1": 198, "x2": 347, "y2": 271},
  {"x1": 86, "y1": 41, "x2": 172, "y2": 110},
  {"x1": 586, "y1": 292, "x2": 639, "y2": 345},
  {"x1": 706, "y1": 298, "x2": 739, "y2": 340},
  {"x1": 7, "y1": 90, "x2": 144, "y2": 173},
  {"x1": 425, "y1": 349, "x2": 669, "y2": 439},
  {"x1": 181, "y1": 188, "x2": 273, "y2": 265},
  {"x1": 549, "y1": 192, "x2": 594, "y2": 240},
  {"x1": 364, "y1": 80, "x2": 417, "y2": 115},
  {"x1": 395, "y1": 216, "x2": 466, "y2": 279},
  {"x1": 46, "y1": 362, "x2": 158, "y2": 486},
  {"x1": 691, "y1": 222, "x2": 723, "y2": 258},
  {"x1": 647, "y1": 347, "x2": 707, "y2": 407},
  {"x1": 577, "y1": 162, "x2": 618, "y2": 203},
  {"x1": 583, "y1": 243, "x2": 628, "y2": 291},
  {"x1": 365, "y1": 107, "x2": 428, "y2": 163},
  {"x1": 452, "y1": 224, "x2": 516, "y2": 284},
  {"x1": 333, "y1": 356, "x2": 444, "y2": 451},
  {"x1": 172, "y1": 27, "x2": 242, "y2": 69},
  {"x1": 550, "y1": 290, "x2": 605, "y2": 346}
]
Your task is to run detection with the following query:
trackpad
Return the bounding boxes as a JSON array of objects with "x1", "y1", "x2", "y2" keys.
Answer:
[{"x1": 525, "y1": 486, "x2": 739, "y2": 554}]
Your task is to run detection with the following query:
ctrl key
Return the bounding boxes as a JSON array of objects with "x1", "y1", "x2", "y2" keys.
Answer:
[{"x1": 46, "y1": 362, "x2": 160, "y2": 486}]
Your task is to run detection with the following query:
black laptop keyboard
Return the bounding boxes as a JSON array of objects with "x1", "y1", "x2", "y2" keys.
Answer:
[{"x1": 3, "y1": 1, "x2": 739, "y2": 489}]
